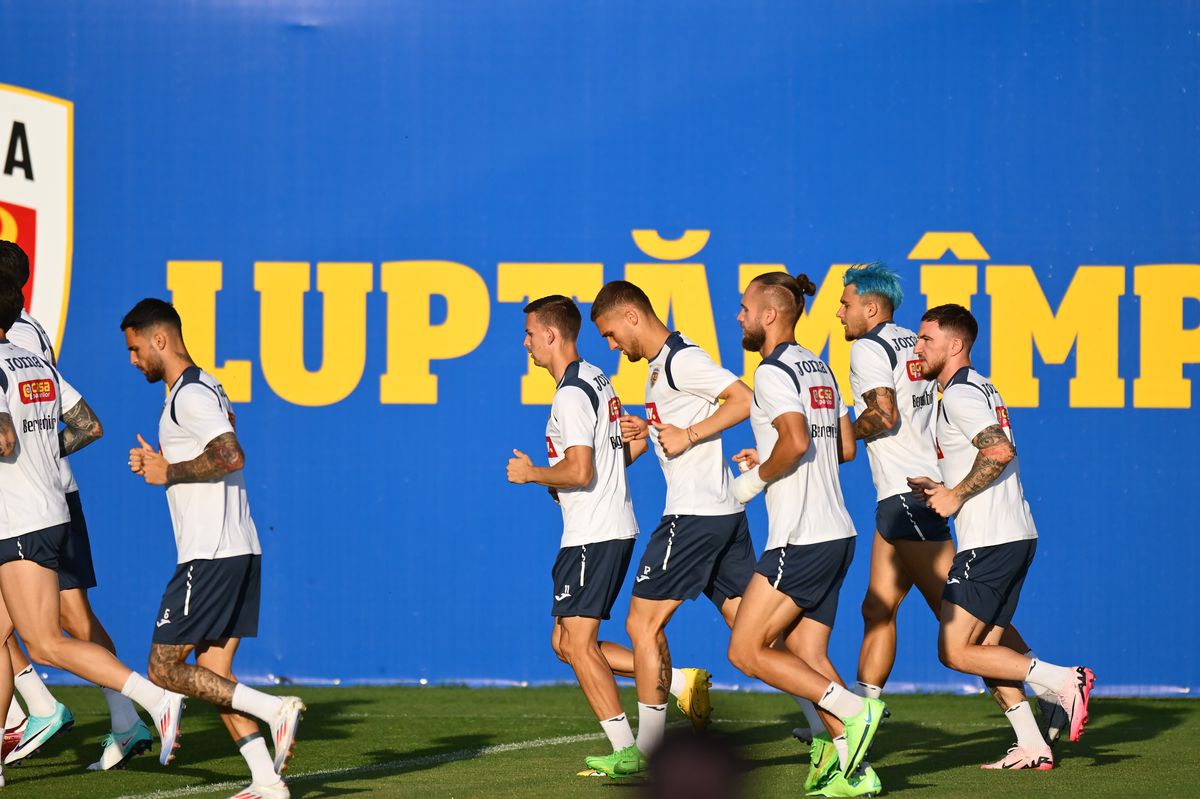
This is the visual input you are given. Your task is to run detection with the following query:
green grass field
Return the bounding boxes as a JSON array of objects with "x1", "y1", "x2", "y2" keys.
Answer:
[{"x1": 0, "y1": 685, "x2": 1192, "y2": 798}]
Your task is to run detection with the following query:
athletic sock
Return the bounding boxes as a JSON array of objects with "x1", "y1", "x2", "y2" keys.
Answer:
[
  {"x1": 832, "y1": 735, "x2": 849, "y2": 772},
  {"x1": 817, "y1": 682, "x2": 865, "y2": 721},
  {"x1": 120, "y1": 672, "x2": 167, "y2": 713},
  {"x1": 854, "y1": 681, "x2": 883, "y2": 700},
  {"x1": 793, "y1": 696, "x2": 826, "y2": 734},
  {"x1": 1025, "y1": 659, "x2": 1072, "y2": 695},
  {"x1": 232, "y1": 683, "x2": 285, "y2": 724},
  {"x1": 634, "y1": 702, "x2": 667, "y2": 755},
  {"x1": 599, "y1": 712, "x2": 635, "y2": 751},
  {"x1": 103, "y1": 687, "x2": 141, "y2": 731},
  {"x1": 668, "y1": 668, "x2": 687, "y2": 698},
  {"x1": 1005, "y1": 701, "x2": 1046, "y2": 750},
  {"x1": 14, "y1": 666, "x2": 57, "y2": 717},
  {"x1": 5, "y1": 697, "x2": 26, "y2": 729},
  {"x1": 238, "y1": 733, "x2": 279, "y2": 786}
]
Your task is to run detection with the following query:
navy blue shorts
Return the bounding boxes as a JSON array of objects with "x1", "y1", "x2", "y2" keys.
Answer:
[
  {"x1": 152, "y1": 554, "x2": 262, "y2": 645},
  {"x1": 755, "y1": 537, "x2": 856, "y2": 627},
  {"x1": 58, "y1": 491, "x2": 98, "y2": 591},
  {"x1": 0, "y1": 524, "x2": 69, "y2": 571},
  {"x1": 551, "y1": 539, "x2": 635, "y2": 620},
  {"x1": 942, "y1": 540, "x2": 1036, "y2": 628},
  {"x1": 632, "y1": 512, "x2": 756, "y2": 604},
  {"x1": 877, "y1": 493, "x2": 951, "y2": 542}
]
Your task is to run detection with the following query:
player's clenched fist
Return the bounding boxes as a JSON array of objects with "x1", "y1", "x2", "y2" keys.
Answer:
[
  {"x1": 731, "y1": 449, "x2": 760, "y2": 471},
  {"x1": 132, "y1": 433, "x2": 170, "y2": 485},
  {"x1": 652, "y1": 422, "x2": 690, "y2": 458},
  {"x1": 507, "y1": 448, "x2": 535, "y2": 484},
  {"x1": 619, "y1": 414, "x2": 648, "y2": 443},
  {"x1": 906, "y1": 475, "x2": 961, "y2": 518}
]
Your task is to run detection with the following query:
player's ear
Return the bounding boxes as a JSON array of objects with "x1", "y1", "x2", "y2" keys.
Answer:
[{"x1": 150, "y1": 327, "x2": 169, "y2": 352}]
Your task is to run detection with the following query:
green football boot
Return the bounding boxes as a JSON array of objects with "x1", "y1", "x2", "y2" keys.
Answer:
[
  {"x1": 584, "y1": 744, "x2": 647, "y2": 779},
  {"x1": 806, "y1": 763, "x2": 882, "y2": 797},
  {"x1": 805, "y1": 732, "x2": 838, "y2": 792},
  {"x1": 840, "y1": 697, "x2": 887, "y2": 777}
]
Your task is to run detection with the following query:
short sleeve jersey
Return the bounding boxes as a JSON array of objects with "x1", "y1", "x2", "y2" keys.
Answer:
[
  {"x1": 7, "y1": 310, "x2": 78, "y2": 494},
  {"x1": 849, "y1": 322, "x2": 939, "y2": 501},
  {"x1": 0, "y1": 340, "x2": 70, "y2": 537},
  {"x1": 750, "y1": 343, "x2": 856, "y2": 549},
  {"x1": 644, "y1": 333, "x2": 743, "y2": 516},
  {"x1": 936, "y1": 367, "x2": 1038, "y2": 550},
  {"x1": 545, "y1": 360, "x2": 638, "y2": 548},
  {"x1": 160, "y1": 366, "x2": 261, "y2": 563}
]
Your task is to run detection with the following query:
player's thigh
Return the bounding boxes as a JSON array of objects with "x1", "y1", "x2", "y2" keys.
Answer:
[
  {"x1": 0, "y1": 561, "x2": 62, "y2": 641},
  {"x1": 195, "y1": 637, "x2": 241, "y2": 677},
  {"x1": 938, "y1": 600, "x2": 991, "y2": 655},
  {"x1": 893, "y1": 538, "x2": 955, "y2": 613},
  {"x1": 730, "y1": 573, "x2": 805, "y2": 651},
  {"x1": 785, "y1": 614, "x2": 833, "y2": 663},
  {"x1": 864, "y1": 532, "x2": 913, "y2": 611},
  {"x1": 58, "y1": 588, "x2": 95, "y2": 632}
]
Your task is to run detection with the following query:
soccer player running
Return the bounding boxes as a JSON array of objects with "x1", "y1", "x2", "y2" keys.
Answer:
[
  {"x1": 834, "y1": 262, "x2": 1067, "y2": 746},
  {"x1": 0, "y1": 240, "x2": 154, "y2": 769},
  {"x1": 0, "y1": 276, "x2": 186, "y2": 787},
  {"x1": 908, "y1": 304, "x2": 1095, "y2": 770},
  {"x1": 584, "y1": 280, "x2": 757, "y2": 778},
  {"x1": 122, "y1": 299, "x2": 304, "y2": 799},
  {"x1": 505, "y1": 295, "x2": 645, "y2": 774},
  {"x1": 726, "y1": 272, "x2": 885, "y2": 799}
]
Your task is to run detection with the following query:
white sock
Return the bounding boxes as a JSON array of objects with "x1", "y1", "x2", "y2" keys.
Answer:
[
  {"x1": 5, "y1": 697, "x2": 26, "y2": 729},
  {"x1": 1005, "y1": 701, "x2": 1046, "y2": 750},
  {"x1": 635, "y1": 702, "x2": 668, "y2": 755},
  {"x1": 1025, "y1": 659, "x2": 1072, "y2": 695},
  {"x1": 793, "y1": 696, "x2": 826, "y2": 734},
  {"x1": 14, "y1": 666, "x2": 57, "y2": 717},
  {"x1": 103, "y1": 687, "x2": 141, "y2": 731},
  {"x1": 817, "y1": 682, "x2": 865, "y2": 721},
  {"x1": 854, "y1": 681, "x2": 883, "y2": 699},
  {"x1": 120, "y1": 672, "x2": 167, "y2": 713},
  {"x1": 232, "y1": 683, "x2": 285, "y2": 724},
  {"x1": 600, "y1": 712, "x2": 635, "y2": 751},
  {"x1": 667, "y1": 668, "x2": 687, "y2": 698},
  {"x1": 832, "y1": 734, "x2": 849, "y2": 771},
  {"x1": 238, "y1": 733, "x2": 279, "y2": 786}
]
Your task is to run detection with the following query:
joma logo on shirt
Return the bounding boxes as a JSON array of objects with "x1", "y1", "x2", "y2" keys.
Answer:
[
  {"x1": 18, "y1": 379, "x2": 55, "y2": 404},
  {"x1": 809, "y1": 386, "x2": 836, "y2": 409},
  {"x1": 906, "y1": 360, "x2": 923, "y2": 381}
]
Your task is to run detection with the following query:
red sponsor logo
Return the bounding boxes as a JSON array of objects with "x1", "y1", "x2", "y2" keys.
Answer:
[
  {"x1": 18, "y1": 378, "x2": 55, "y2": 404},
  {"x1": 545, "y1": 436, "x2": 558, "y2": 458},
  {"x1": 936, "y1": 439, "x2": 944, "y2": 459},
  {"x1": 996, "y1": 406, "x2": 1011, "y2": 428},
  {"x1": 906, "y1": 359, "x2": 923, "y2": 381},
  {"x1": 646, "y1": 402, "x2": 662, "y2": 424},
  {"x1": 608, "y1": 397, "x2": 622, "y2": 422},
  {"x1": 809, "y1": 386, "x2": 835, "y2": 409}
]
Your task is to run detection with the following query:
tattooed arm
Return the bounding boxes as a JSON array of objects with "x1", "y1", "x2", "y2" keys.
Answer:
[
  {"x1": 60, "y1": 398, "x2": 104, "y2": 456},
  {"x1": 853, "y1": 387, "x2": 899, "y2": 440},
  {"x1": 921, "y1": 424, "x2": 1015, "y2": 517},
  {"x1": 166, "y1": 432, "x2": 245, "y2": 484},
  {"x1": 0, "y1": 412, "x2": 14, "y2": 457}
]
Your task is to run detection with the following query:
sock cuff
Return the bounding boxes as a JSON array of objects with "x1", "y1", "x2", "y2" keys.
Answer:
[
  {"x1": 637, "y1": 702, "x2": 668, "y2": 711},
  {"x1": 15, "y1": 665, "x2": 34, "y2": 678},
  {"x1": 236, "y1": 732, "x2": 266, "y2": 749},
  {"x1": 601, "y1": 713, "x2": 627, "y2": 723}
]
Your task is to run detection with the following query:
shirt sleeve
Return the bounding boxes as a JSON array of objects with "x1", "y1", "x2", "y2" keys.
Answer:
[
  {"x1": 553, "y1": 387, "x2": 597, "y2": 450},
  {"x1": 942, "y1": 384, "x2": 1000, "y2": 442},
  {"x1": 173, "y1": 384, "x2": 235, "y2": 448},
  {"x1": 754, "y1": 365, "x2": 807, "y2": 423},
  {"x1": 55, "y1": 369, "x2": 83, "y2": 412},
  {"x1": 849, "y1": 338, "x2": 894, "y2": 397},
  {"x1": 670, "y1": 347, "x2": 740, "y2": 404}
]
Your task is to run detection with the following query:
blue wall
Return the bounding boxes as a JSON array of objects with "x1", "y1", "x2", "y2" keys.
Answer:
[{"x1": 0, "y1": 2, "x2": 1196, "y2": 694}]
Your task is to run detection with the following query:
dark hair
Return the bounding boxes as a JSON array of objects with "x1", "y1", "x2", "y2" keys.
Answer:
[
  {"x1": 523, "y1": 294, "x2": 581, "y2": 341},
  {"x1": 921, "y1": 303, "x2": 978, "y2": 348},
  {"x1": 120, "y1": 298, "x2": 183, "y2": 333},
  {"x1": 0, "y1": 273, "x2": 25, "y2": 332},
  {"x1": 750, "y1": 271, "x2": 818, "y2": 319},
  {"x1": 589, "y1": 280, "x2": 654, "y2": 322},
  {"x1": 0, "y1": 241, "x2": 30, "y2": 287}
]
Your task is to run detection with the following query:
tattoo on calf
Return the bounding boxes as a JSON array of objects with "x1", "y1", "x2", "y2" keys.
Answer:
[
  {"x1": 149, "y1": 644, "x2": 237, "y2": 707},
  {"x1": 655, "y1": 637, "x2": 671, "y2": 703}
]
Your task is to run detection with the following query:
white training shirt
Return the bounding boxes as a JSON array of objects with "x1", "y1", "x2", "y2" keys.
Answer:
[
  {"x1": 7, "y1": 309, "x2": 78, "y2": 494},
  {"x1": 644, "y1": 333, "x2": 743, "y2": 517},
  {"x1": 160, "y1": 366, "x2": 261, "y2": 563},
  {"x1": 545, "y1": 360, "x2": 638, "y2": 548},
  {"x1": 750, "y1": 343, "x2": 856, "y2": 550},
  {"x1": 936, "y1": 366, "x2": 1038, "y2": 551},
  {"x1": 849, "y1": 322, "x2": 939, "y2": 502},
  {"x1": 0, "y1": 340, "x2": 77, "y2": 537}
]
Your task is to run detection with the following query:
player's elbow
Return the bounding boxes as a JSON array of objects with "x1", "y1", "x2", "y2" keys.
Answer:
[
  {"x1": 984, "y1": 442, "x2": 1016, "y2": 467},
  {"x1": 0, "y1": 431, "x2": 13, "y2": 457},
  {"x1": 839, "y1": 439, "x2": 856, "y2": 463},
  {"x1": 573, "y1": 462, "x2": 594, "y2": 488}
]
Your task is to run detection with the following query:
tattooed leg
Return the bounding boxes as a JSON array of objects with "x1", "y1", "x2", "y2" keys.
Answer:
[{"x1": 147, "y1": 643, "x2": 238, "y2": 707}]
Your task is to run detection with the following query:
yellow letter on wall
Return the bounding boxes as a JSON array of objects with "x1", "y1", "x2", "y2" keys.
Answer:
[
  {"x1": 379, "y1": 260, "x2": 490, "y2": 404},
  {"x1": 167, "y1": 260, "x2": 252, "y2": 402},
  {"x1": 255, "y1": 262, "x2": 373, "y2": 406},
  {"x1": 987, "y1": 266, "x2": 1125, "y2": 408},
  {"x1": 1133, "y1": 264, "x2": 1200, "y2": 408},
  {"x1": 496, "y1": 262, "x2": 604, "y2": 405}
]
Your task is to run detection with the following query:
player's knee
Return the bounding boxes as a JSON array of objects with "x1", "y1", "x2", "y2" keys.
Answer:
[
  {"x1": 727, "y1": 638, "x2": 759, "y2": 678},
  {"x1": 861, "y1": 591, "x2": 899, "y2": 626},
  {"x1": 23, "y1": 636, "x2": 62, "y2": 669},
  {"x1": 937, "y1": 639, "x2": 962, "y2": 671}
]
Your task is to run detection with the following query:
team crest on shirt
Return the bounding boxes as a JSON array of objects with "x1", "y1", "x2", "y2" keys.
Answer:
[
  {"x1": 906, "y1": 360, "x2": 924, "y2": 381},
  {"x1": 607, "y1": 397, "x2": 622, "y2": 421},
  {"x1": 0, "y1": 84, "x2": 73, "y2": 352},
  {"x1": 996, "y1": 406, "x2": 1011, "y2": 428},
  {"x1": 809, "y1": 386, "x2": 836, "y2": 409},
  {"x1": 545, "y1": 436, "x2": 558, "y2": 458},
  {"x1": 17, "y1": 379, "x2": 55, "y2": 404},
  {"x1": 650, "y1": 367, "x2": 660, "y2": 386}
]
